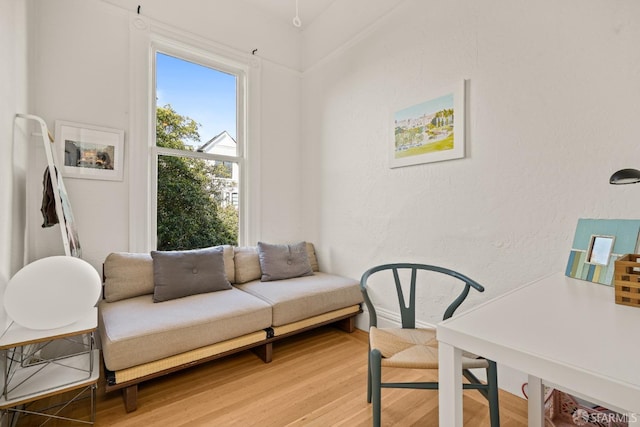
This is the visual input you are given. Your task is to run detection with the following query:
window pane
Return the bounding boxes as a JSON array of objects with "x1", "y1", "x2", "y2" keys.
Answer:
[
  {"x1": 156, "y1": 53, "x2": 237, "y2": 155},
  {"x1": 156, "y1": 155, "x2": 238, "y2": 250},
  {"x1": 155, "y1": 50, "x2": 242, "y2": 251}
]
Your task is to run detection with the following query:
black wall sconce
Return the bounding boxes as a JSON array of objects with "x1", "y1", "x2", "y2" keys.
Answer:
[{"x1": 610, "y1": 169, "x2": 640, "y2": 185}]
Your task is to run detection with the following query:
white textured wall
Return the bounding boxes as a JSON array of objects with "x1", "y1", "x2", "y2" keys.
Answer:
[
  {"x1": 0, "y1": 0, "x2": 29, "y2": 331},
  {"x1": 301, "y1": 0, "x2": 640, "y2": 322},
  {"x1": 16, "y1": 0, "x2": 640, "y2": 395},
  {"x1": 300, "y1": 0, "x2": 405, "y2": 70},
  {"x1": 29, "y1": 0, "x2": 130, "y2": 268},
  {"x1": 258, "y1": 63, "x2": 306, "y2": 242},
  {"x1": 27, "y1": 0, "x2": 305, "y2": 269},
  {"x1": 300, "y1": 0, "x2": 640, "y2": 396},
  {"x1": 101, "y1": 0, "x2": 302, "y2": 70}
]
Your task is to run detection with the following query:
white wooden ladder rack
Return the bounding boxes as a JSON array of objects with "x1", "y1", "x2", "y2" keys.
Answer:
[{"x1": 14, "y1": 113, "x2": 75, "y2": 257}]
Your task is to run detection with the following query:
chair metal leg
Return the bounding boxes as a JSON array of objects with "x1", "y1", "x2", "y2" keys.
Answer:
[
  {"x1": 370, "y1": 349, "x2": 382, "y2": 427},
  {"x1": 487, "y1": 360, "x2": 500, "y2": 427},
  {"x1": 367, "y1": 349, "x2": 373, "y2": 403}
]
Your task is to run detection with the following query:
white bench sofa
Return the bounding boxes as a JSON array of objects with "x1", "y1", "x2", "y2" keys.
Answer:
[{"x1": 98, "y1": 242, "x2": 363, "y2": 412}]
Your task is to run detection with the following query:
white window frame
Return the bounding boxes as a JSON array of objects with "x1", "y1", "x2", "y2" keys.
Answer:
[
  {"x1": 151, "y1": 41, "x2": 247, "y2": 249},
  {"x1": 128, "y1": 16, "x2": 261, "y2": 252}
]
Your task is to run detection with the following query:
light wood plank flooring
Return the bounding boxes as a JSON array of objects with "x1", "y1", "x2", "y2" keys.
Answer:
[{"x1": 11, "y1": 326, "x2": 528, "y2": 426}]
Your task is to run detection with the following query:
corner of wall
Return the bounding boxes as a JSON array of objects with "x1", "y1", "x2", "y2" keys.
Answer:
[{"x1": 0, "y1": 0, "x2": 30, "y2": 332}]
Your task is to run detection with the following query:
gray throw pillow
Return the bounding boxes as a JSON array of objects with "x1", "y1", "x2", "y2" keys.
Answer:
[
  {"x1": 257, "y1": 241, "x2": 313, "y2": 282},
  {"x1": 151, "y1": 246, "x2": 231, "y2": 302}
]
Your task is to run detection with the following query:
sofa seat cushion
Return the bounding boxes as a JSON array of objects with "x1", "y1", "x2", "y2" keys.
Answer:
[
  {"x1": 234, "y1": 272, "x2": 363, "y2": 327},
  {"x1": 99, "y1": 288, "x2": 272, "y2": 371}
]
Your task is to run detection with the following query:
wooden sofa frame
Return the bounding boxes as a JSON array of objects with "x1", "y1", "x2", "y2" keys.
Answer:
[{"x1": 103, "y1": 310, "x2": 360, "y2": 413}]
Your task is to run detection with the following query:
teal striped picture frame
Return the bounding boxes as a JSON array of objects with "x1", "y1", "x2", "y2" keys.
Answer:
[{"x1": 565, "y1": 219, "x2": 640, "y2": 286}]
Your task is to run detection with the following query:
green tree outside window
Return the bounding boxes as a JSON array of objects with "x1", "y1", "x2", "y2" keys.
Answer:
[{"x1": 156, "y1": 105, "x2": 238, "y2": 250}]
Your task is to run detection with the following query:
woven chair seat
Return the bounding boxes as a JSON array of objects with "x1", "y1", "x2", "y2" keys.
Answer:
[{"x1": 370, "y1": 326, "x2": 489, "y2": 369}]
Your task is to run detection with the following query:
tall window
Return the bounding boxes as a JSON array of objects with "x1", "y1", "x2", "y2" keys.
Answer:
[{"x1": 154, "y1": 50, "x2": 244, "y2": 251}]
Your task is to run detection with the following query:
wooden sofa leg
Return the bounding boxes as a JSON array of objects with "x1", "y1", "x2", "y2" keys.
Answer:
[
  {"x1": 335, "y1": 316, "x2": 356, "y2": 333},
  {"x1": 123, "y1": 385, "x2": 138, "y2": 413},
  {"x1": 252, "y1": 342, "x2": 273, "y2": 363}
]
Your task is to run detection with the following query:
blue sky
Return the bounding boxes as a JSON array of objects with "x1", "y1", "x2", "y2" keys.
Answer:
[
  {"x1": 156, "y1": 53, "x2": 237, "y2": 146},
  {"x1": 395, "y1": 92, "x2": 454, "y2": 122}
]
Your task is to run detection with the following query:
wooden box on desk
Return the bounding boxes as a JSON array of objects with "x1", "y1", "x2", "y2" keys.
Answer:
[{"x1": 614, "y1": 254, "x2": 640, "y2": 307}]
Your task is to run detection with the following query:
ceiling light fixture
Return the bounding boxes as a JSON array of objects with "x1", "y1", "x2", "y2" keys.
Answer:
[{"x1": 293, "y1": 0, "x2": 302, "y2": 28}]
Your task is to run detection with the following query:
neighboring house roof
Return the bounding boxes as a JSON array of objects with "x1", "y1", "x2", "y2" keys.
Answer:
[{"x1": 197, "y1": 130, "x2": 236, "y2": 155}]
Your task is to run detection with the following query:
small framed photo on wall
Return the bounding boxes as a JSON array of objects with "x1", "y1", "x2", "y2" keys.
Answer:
[{"x1": 55, "y1": 120, "x2": 124, "y2": 181}]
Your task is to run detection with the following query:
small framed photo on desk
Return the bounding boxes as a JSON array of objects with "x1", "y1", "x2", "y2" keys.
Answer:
[
  {"x1": 566, "y1": 218, "x2": 640, "y2": 286},
  {"x1": 586, "y1": 235, "x2": 615, "y2": 266}
]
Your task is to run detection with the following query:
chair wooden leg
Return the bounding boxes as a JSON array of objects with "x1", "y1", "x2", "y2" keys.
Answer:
[
  {"x1": 370, "y1": 349, "x2": 382, "y2": 427},
  {"x1": 487, "y1": 360, "x2": 500, "y2": 427}
]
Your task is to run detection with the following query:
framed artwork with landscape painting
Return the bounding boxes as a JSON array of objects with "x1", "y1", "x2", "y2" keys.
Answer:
[{"x1": 390, "y1": 80, "x2": 466, "y2": 168}]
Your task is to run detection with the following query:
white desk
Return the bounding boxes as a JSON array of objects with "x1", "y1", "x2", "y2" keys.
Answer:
[{"x1": 437, "y1": 273, "x2": 640, "y2": 426}]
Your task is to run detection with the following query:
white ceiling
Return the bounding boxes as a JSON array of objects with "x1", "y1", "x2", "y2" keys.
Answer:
[{"x1": 239, "y1": 0, "x2": 337, "y2": 28}]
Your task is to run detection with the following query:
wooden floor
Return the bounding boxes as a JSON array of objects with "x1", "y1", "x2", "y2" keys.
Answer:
[{"x1": 11, "y1": 326, "x2": 528, "y2": 426}]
